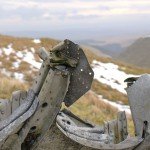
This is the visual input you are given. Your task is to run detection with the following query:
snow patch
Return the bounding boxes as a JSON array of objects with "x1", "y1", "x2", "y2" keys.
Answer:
[
  {"x1": 23, "y1": 51, "x2": 41, "y2": 69},
  {"x1": 0, "y1": 68, "x2": 24, "y2": 81},
  {"x1": 13, "y1": 62, "x2": 20, "y2": 68},
  {"x1": 3, "y1": 44, "x2": 15, "y2": 56},
  {"x1": 13, "y1": 72, "x2": 24, "y2": 81},
  {"x1": 33, "y1": 39, "x2": 41, "y2": 44},
  {"x1": 16, "y1": 51, "x2": 23, "y2": 58},
  {"x1": 1, "y1": 68, "x2": 11, "y2": 77},
  {"x1": 0, "y1": 49, "x2": 2, "y2": 55},
  {"x1": 30, "y1": 47, "x2": 35, "y2": 53},
  {"x1": 92, "y1": 60, "x2": 137, "y2": 94}
]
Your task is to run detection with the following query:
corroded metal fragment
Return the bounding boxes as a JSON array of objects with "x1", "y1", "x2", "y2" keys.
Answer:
[
  {"x1": 126, "y1": 74, "x2": 150, "y2": 137},
  {"x1": 56, "y1": 109, "x2": 142, "y2": 150},
  {"x1": 1, "y1": 40, "x2": 149, "y2": 150}
]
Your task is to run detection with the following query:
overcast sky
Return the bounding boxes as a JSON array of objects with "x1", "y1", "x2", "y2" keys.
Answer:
[{"x1": 0, "y1": 0, "x2": 150, "y2": 41}]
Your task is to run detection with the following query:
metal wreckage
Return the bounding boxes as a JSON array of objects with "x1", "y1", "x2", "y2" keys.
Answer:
[{"x1": 0, "y1": 40, "x2": 150, "y2": 150}]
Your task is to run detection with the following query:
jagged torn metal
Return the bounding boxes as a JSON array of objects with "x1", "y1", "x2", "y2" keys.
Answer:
[
  {"x1": 126, "y1": 74, "x2": 150, "y2": 137},
  {"x1": 56, "y1": 110, "x2": 143, "y2": 150},
  {"x1": 55, "y1": 39, "x2": 94, "y2": 106}
]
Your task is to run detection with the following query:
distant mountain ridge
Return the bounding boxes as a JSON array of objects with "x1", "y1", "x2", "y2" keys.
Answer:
[
  {"x1": 77, "y1": 39, "x2": 125, "y2": 57},
  {"x1": 93, "y1": 43, "x2": 125, "y2": 57},
  {"x1": 118, "y1": 37, "x2": 150, "y2": 68}
]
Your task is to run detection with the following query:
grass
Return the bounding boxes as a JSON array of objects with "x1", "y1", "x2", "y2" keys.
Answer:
[
  {"x1": 0, "y1": 35, "x2": 138, "y2": 136},
  {"x1": 0, "y1": 75, "x2": 28, "y2": 99},
  {"x1": 0, "y1": 34, "x2": 59, "y2": 51},
  {"x1": 92, "y1": 79, "x2": 128, "y2": 105},
  {"x1": 69, "y1": 91, "x2": 135, "y2": 136},
  {"x1": 0, "y1": 73, "x2": 135, "y2": 136},
  {"x1": 69, "y1": 91, "x2": 118, "y2": 124}
]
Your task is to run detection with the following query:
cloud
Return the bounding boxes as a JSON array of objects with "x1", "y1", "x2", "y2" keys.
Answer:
[
  {"x1": 0, "y1": 0, "x2": 150, "y2": 39},
  {"x1": 1, "y1": 0, "x2": 150, "y2": 20}
]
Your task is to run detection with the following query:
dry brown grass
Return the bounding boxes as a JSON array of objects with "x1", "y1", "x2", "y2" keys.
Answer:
[
  {"x1": 69, "y1": 91, "x2": 135, "y2": 136},
  {"x1": 92, "y1": 79, "x2": 128, "y2": 105},
  {"x1": 0, "y1": 35, "x2": 138, "y2": 136},
  {"x1": 1, "y1": 34, "x2": 150, "y2": 75},
  {"x1": 40, "y1": 38, "x2": 60, "y2": 50},
  {"x1": 0, "y1": 35, "x2": 37, "y2": 50},
  {"x1": 69, "y1": 91, "x2": 118, "y2": 124},
  {"x1": 0, "y1": 35, "x2": 59, "y2": 51},
  {"x1": 0, "y1": 75, "x2": 28, "y2": 99}
]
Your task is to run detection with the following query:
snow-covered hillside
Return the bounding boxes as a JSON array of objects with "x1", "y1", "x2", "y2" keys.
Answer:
[
  {"x1": 0, "y1": 39, "x2": 141, "y2": 115},
  {"x1": 91, "y1": 60, "x2": 139, "y2": 115},
  {"x1": 0, "y1": 39, "x2": 42, "y2": 81},
  {"x1": 92, "y1": 60, "x2": 137, "y2": 94}
]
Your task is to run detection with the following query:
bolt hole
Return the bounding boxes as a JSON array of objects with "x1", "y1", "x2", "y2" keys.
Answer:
[
  {"x1": 58, "y1": 112, "x2": 63, "y2": 116},
  {"x1": 42, "y1": 102, "x2": 48, "y2": 108},
  {"x1": 62, "y1": 119, "x2": 71, "y2": 125},
  {"x1": 144, "y1": 121, "x2": 148, "y2": 126},
  {"x1": 67, "y1": 121, "x2": 71, "y2": 125},
  {"x1": 142, "y1": 120, "x2": 148, "y2": 138},
  {"x1": 30, "y1": 126, "x2": 36, "y2": 131}
]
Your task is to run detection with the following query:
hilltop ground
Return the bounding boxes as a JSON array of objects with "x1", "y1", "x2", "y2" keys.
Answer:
[{"x1": 1, "y1": 35, "x2": 150, "y2": 135}]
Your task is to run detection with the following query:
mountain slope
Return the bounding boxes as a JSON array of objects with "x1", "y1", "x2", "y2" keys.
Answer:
[
  {"x1": 92, "y1": 43, "x2": 125, "y2": 57},
  {"x1": 78, "y1": 39, "x2": 125, "y2": 57},
  {"x1": 118, "y1": 37, "x2": 150, "y2": 68},
  {"x1": 1, "y1": 34, "x2": 150, "y2": 135}
]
